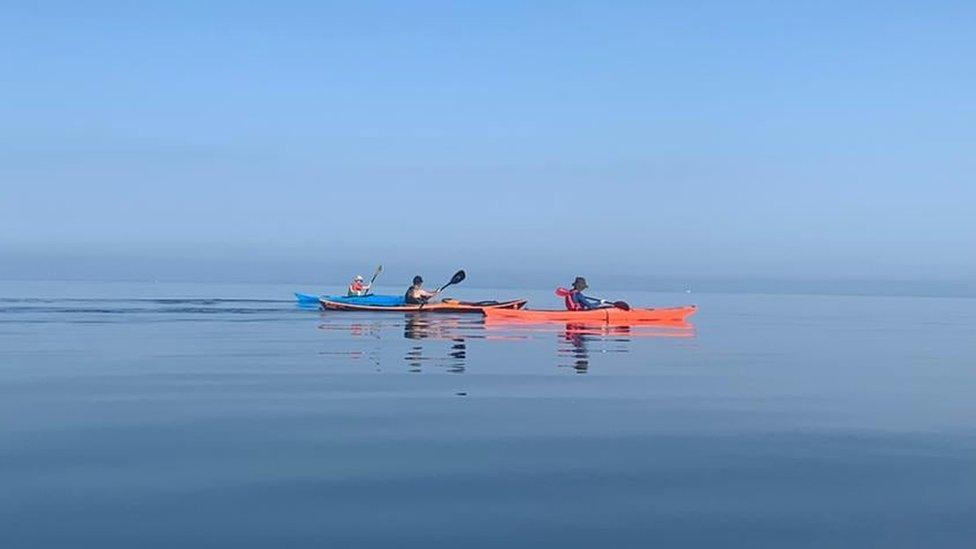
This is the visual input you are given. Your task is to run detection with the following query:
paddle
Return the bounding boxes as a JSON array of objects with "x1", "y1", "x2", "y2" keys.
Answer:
[
  {"x1": 418, "y1": 270, "x2": 466, "y2": 310},
  {"x1": 437, "y1": 270, "x2": 466, "y2": 292},
  {"x1": 363, "y1": 264, "x2": 382, "y2": 295},
  {"x1": 594, "y1": 297, "x2": 631, "y2": 311},
  {"x1": 369, "y1": 264, "x2": 382, "y2": 285}
]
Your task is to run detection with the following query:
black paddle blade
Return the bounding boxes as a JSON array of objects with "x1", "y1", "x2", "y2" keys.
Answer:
[
  {"x1": 436, "y1": 270, "x2": 466, "y2": 292},
  {"x1": 613, "y1": 301, "x2": 631, "y2": 311}
]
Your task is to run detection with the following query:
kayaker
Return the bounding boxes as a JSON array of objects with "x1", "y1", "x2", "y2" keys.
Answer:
[
  {"x1": 347, "y1": 275, "x2": 370, "y2": 297},
  {"x1": 405, "y1": 275, "x2": 439, "y2": 305},
  {"x1": 555, "y1": 277, "x2": 604, "y2": 310}
]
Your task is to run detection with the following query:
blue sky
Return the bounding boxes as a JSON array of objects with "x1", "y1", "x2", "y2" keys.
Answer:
[{"x1": 2, "y1": 1, "x2": 974, "y2": 286}]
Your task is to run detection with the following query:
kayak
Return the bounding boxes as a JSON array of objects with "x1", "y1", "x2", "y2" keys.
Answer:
[
  {"x1": 320, "y1": 298, "x2": 528, "y2": 313},
  {"x1": 321, "y1": 298, "x2": 527, "y2": 313},
  {"x1": 295, "y1": 293, "x2": 405, "y2": 306},
  {"x1": 483, "y1": 305, "x2": 697, "y2": 324},
  {"x1": 295, "y1": 292, "x2": 322, "y2": 304}
]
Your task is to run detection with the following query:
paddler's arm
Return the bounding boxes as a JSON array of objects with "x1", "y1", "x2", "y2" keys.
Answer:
[{"x1": 577, "y1": 293, "x2": 602, "y2": 310}]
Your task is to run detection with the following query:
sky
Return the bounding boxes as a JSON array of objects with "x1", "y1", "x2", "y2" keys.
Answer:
[{"x1": 2, "y1": 1, "x2": 974, "y2": 289}]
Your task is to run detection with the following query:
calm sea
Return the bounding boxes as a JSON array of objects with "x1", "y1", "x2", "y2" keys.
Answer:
[{"x1": 2, "y1": 281, "x2": 974, "y2": 548}]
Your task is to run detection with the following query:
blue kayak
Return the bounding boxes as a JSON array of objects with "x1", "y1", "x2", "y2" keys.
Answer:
[{"x1": 294, "y1": 292, "x2": 405, "y2": 306}]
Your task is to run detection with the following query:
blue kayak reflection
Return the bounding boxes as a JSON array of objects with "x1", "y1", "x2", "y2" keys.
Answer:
[{"x1": 318, "y1": 312, "x2": 695, "y2": 374}]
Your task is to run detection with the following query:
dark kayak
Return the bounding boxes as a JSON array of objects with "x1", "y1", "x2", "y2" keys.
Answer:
[{"x1": 320, "y1": 298, "x2": 527, "y2": 313}]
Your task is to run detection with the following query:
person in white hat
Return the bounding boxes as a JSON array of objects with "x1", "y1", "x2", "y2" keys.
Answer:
[{"x1": 347, "y1": 274, "x2": 371, "y2": 297}]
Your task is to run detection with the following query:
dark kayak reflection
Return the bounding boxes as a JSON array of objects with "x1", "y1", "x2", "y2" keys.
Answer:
[
  {"x1": 318, "y1": 313, "x2": 694, "y2": 374},
  {"x1": 403, "y1": 315, "x2": 467, "y2": 373}
]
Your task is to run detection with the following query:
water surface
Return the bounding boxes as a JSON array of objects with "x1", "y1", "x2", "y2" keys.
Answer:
[{"x1": 1, "y1": 281, "x2": 974, "y2": 548}]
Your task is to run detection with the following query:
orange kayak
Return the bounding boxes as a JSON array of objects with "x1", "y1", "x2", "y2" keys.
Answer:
[
  {"x1": 321, "y1": 298, "x2": 528, "y2": 313},
  {"x1": 483, "y1": 305, "x2": 696, "y2": 324}
]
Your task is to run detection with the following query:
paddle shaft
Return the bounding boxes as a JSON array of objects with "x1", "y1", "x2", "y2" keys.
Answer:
[
  {"x1": 369, "y1": 265, "x2": 382, "y2": 285},
  {"x1": 419, "y1": 270, "x2": 466, "y2": 309},
  {"x1": 437, "y1": 281, "x2": 456, "y2": 292},
  {"x1": 592, "y1": 296, "x2": 630, "y2": 311},
  {"x1": 361, "y1": 265, "x2": 383, "y2": 296}
]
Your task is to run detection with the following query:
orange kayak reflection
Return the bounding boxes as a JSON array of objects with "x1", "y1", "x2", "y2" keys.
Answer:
[
  {"x1": 561, "y1": 321, "x2": 695, "y2": 338},
  {"x1": 485, "y1": 319, "x2": 695, "y2": 340},
  {"x1": 555, "y1": 322, "x2": 695, "y2": 373}
]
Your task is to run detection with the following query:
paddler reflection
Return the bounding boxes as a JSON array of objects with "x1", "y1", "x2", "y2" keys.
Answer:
[
  {"x1": 558, "y1": 324, "x2": 634, "y2": 373},
  {"x1": 403, "y1": 315, "x2": 467, "y2": 373},
  {"x1": 560, "y1": 324, "x2": 590, "y2": 373}
]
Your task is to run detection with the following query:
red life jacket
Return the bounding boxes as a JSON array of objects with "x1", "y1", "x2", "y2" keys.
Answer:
[
  {"x1": 555, "y1": 287, "x2": 582, "y2": 311},
  {"x1": 348, "y1": 280, "x2": 365, "y2": 295}
]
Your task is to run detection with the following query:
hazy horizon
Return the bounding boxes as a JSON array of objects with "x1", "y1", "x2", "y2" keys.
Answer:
[
  {"x1": 2, "y1": 249, "x2": 973, "y2": 299},
  {"x1": 3, "y1": 2, "x2": 974, "y2": 290}
]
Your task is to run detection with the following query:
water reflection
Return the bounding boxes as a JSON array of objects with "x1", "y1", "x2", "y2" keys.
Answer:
[
  {"x1": 489, "y1": 319, "x2": 694, "y2": 374},
  {"x1": 318, "y1": 314, "x2": 694, "y2": 374},
  {"x1": 401, "y1": 338, "x2": 467, "y2": 373},
  {"x1": 403, "y1": 315, "x2": 467, "y2": 373},
  {"x1": 558, "y1": 325, "x2": 637, "y2": 373},
  {"x1": 560, "y1": 325, "x2": 590, "y2": 373},
  {"x1": 404, "y1": 315, "x2": 454, "y2": 340}
]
